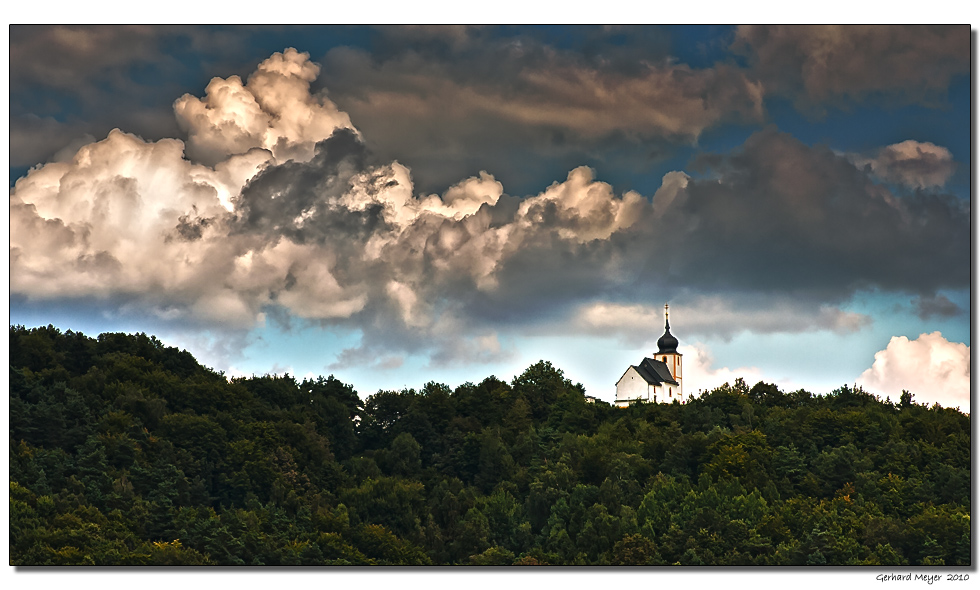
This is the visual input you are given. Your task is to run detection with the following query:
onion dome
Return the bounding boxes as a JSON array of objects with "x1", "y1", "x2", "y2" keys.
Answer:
[{"x1": 657, "y1": 304, "x2": 678, "y2": 353}]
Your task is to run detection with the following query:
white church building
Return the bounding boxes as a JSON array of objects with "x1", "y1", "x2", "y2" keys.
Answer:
[{"x1": 614, "y1": 304, "x2": 683, "y2": 407}]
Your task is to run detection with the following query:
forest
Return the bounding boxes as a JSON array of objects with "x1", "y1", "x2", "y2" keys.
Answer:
[{"x1": 8, "y1": 324, "x2": 971, "y2": 566}]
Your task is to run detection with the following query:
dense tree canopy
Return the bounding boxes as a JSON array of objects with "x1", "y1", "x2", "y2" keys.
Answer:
[{"x1": 9, "y1": 325, "x2": 971, "y2": 565}]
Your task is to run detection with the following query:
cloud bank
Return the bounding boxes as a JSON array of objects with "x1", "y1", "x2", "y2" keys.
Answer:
[
  {"x1": 11, "y1": 25, "x2": 968, "y2": 197},
  {"x1": 733, "y1": 25, "x2": 969, "y2": 109},
  {"x1": 9, "y1": 48, "x2": 971, "y2": 371}
]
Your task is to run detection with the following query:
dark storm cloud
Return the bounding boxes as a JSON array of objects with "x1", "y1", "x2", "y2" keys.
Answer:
[
  {"x1": 462, "y1": 129, "x2": 969, "y2": 322},
  {"x1": 13, "y1": 25, "x2": 970, "y2": 193},
  {"x1": 912, "y1": 294, "x2": 963, "y2": 321},
  {"x1": 234, "y1": 129, "x2": 377, "y2": 239},
  {"x1": 170, "y1": 214, "x2": 215, "y2": 242},
  {"x1": 313, "y1": 25, "x2": 969, "y2": 196},
  {"x1": 562, "y1": 129, "x2": 968, "y2": 341},
  {"x1": 10, "y1": 25, "x2": 186, "y2": 166},
  {"x1": 732, "y1": 25, "x2": 969, "y2": 110},
  {"x1": 318, "y1": 27, "x2": 764, "y2": 194},
  {"x1": 655, "y1": 129, "x2": 968, "y2": 298},
  {"x1": 9, "y1": 116, "x2": 97, "y2": 169},
  {"x1": 8, "y1": 25, "x2": 297, "y2": 168},
  {"x1": 10, "y1": 25, "x2": 169, "y2": 90}
]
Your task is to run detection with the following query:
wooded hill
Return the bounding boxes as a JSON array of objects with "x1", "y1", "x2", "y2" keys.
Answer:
[{"x1": 9, "y1": 325, "x2": 971, "y2": 565}]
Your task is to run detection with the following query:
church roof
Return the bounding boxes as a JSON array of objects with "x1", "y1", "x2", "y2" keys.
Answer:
[{"x1": 633, "y1": 357, "x2": 679, "y2": 386}]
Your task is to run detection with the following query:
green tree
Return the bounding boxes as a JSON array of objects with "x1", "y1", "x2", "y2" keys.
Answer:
[
  {"x1": 611, "y1": 534, "x2": 659, "y2": 565},
  {"x1": 388, "y1": 432, "x2": 422, "y2": 478}
]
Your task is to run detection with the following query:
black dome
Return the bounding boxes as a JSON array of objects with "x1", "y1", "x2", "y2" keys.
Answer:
[{"x1": 657, "y1": 317, "x2": 678, "y2": 353}]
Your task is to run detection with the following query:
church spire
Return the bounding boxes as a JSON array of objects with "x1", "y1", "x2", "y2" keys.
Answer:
[{"x1": 657, "y1": 302, "x2": 678, "y2": 354}]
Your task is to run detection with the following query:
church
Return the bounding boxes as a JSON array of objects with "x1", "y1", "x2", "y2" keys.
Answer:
[{"x1": 614, "y1": 304, "x2": 683, "y2": 407}]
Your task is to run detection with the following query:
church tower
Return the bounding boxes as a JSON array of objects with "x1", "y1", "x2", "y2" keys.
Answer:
[
  {"x1": 614, "y1": 303, "x2": 684, "y2": 406},
  {"x1": 654, "y1": 304, "x2": 683, "y2": 400}
]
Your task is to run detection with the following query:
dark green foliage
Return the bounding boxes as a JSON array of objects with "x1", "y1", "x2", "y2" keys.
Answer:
[{"x1": 8, "y1": 326, "x2": 971, "y2": 565}]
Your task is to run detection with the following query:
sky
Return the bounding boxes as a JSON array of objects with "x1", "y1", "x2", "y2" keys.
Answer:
[{"x1": 6, "y1": 24, "x2": 973, "y2": 412}]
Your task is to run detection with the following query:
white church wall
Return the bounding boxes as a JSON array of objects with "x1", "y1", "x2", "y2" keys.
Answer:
[{"x1": 615, "y1": 367, "x2": 650, "y2": 403}]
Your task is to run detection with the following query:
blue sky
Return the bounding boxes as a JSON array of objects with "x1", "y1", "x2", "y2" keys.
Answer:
[{"x1": 7, "y1": 25, "x2": 973, "y2": 410}]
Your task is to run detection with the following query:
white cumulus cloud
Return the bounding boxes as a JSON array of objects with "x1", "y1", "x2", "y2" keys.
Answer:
[
  {"x1": 9, "y1": 48, "x2": 658, "y2": 368},
  {"x1": 174, "y1": 48, "x2": 355, "y2": 166},
  {"x1": 849, "y1": 140, "x2": 956, "y2": 189},
  {"x1": 678, "y1": 343, "x2": 765, "y2": 397},
  {"x1": 856, "y1": 332, "x2": 970, "y2": 411}
]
